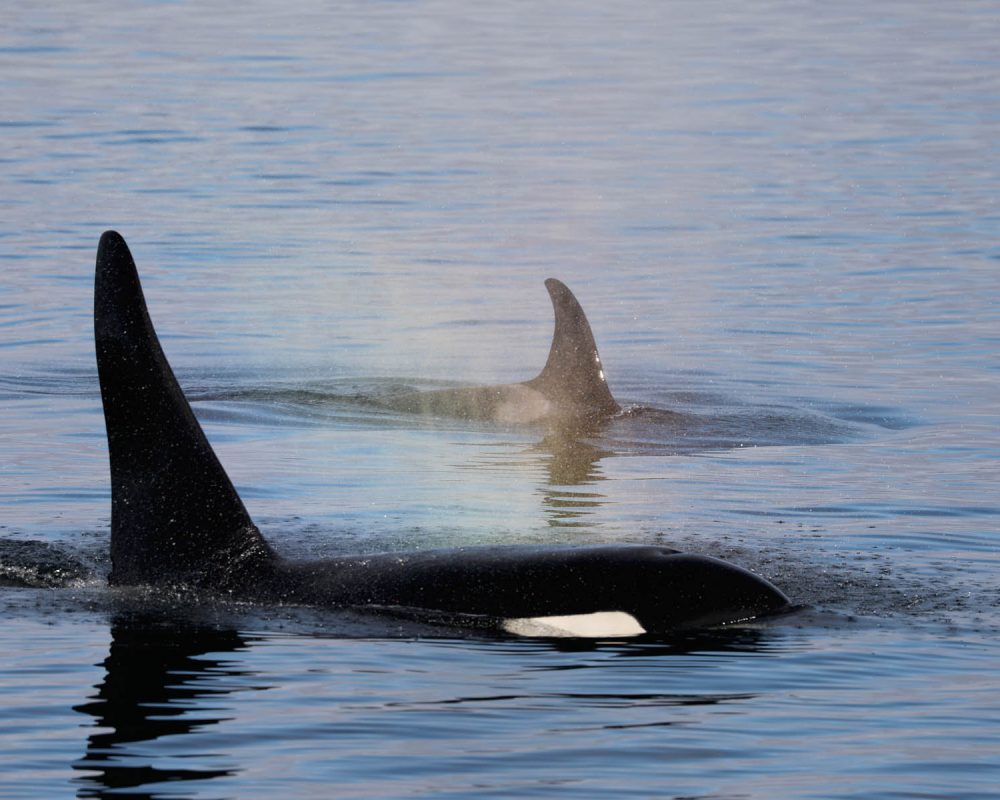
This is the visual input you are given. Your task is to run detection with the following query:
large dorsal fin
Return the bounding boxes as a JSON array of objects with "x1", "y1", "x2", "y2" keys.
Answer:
[
  {"x1": 94, "y1": 231, "x2": 275, "y2": 588},
  {"x1": 526, "y1": 278, "x2": 619, "y2": 418}
]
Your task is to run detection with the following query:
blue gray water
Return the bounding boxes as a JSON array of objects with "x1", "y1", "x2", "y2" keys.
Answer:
[{"x1": 2, "y1": 1, "x2": 999, "y2": 797}]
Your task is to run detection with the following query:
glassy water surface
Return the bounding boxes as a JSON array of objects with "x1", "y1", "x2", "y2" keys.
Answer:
[{"x1": 1, "y1": 2, "x2": 999, "y2": 797}]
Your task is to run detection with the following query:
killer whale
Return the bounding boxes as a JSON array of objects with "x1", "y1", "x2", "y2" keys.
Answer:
[
  {"x1": 384, "y1": 278, "x2": 620, "y2": 426},
  {"x1": 94, "y1": 231, "x2": 789, "y2": 637}
]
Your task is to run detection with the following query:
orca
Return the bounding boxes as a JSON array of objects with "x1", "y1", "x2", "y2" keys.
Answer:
[
  {"x1": 94, "y1": 231, "x2": 789, "y2": 637},
  {"x1": 384, "y1": 278, "x2": 620, "y2": 426}
]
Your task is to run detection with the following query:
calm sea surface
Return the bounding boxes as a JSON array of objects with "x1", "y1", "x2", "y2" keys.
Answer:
[{"x1": 2, "y1": 2, "x2": 999, "y2": 798}]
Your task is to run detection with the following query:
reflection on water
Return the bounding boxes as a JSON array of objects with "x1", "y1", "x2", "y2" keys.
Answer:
[
  {"x1": 73, "y1": 615, "x2": 785, "y2": 798},
  {"x1": 73, "y1": 618, "x2": 256, "y2": 799},
  {"x1": 534, "y1": 427, "x2": 610, "y2": 486},
  {"x1": 531, "y1": 428, "x2": 610, "y2": 526},
  {"x1": 524, "y1": 624, "x2": 782, "y2": 660}
]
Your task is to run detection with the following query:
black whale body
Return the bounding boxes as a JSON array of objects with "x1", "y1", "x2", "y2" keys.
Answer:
[{"x1": 94, "y1": 231, "x2": 789, "y2": 636}]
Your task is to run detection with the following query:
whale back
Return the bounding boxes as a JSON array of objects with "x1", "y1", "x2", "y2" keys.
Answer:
[
  {"x1": 283, "y1": 545, "x2": 789, "y2": 633},
  {"x1": 526, "y1": 278, "x2": 620, "y2": 419},
  {"x1": 94, "y1": 231, "x2": 275, "y2": 589}
]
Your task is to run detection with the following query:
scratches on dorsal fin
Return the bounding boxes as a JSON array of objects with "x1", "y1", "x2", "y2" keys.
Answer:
[
  {"x1": 94, "y1": 231, "x2": 275, "y2": 589},
  {"x1": 526, "y1": 278, "x2": 620, "y2": 418}
]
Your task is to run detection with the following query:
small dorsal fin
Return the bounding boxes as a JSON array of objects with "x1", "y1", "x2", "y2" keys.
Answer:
[
  {"x1": 94, "y1": 231, "x2": 275, "y2": 588},
  {"x1": 526, "y1": 278, "x2": 619, "y2": 418}
]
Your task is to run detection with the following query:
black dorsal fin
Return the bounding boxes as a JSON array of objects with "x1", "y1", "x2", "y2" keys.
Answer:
[
  {"x1": 526, "y1": 279, "x2": 619, "y2": 418},
  {"x1": 94, "y1": 231, "x2": 275, "y2": 588}
]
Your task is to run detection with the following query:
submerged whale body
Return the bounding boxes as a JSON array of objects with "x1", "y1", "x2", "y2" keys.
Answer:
[
  {"x1": 94, "y1": 231, "x2": 789, "y2": 637},
  {"x1": 384, "y1": 278, "x2": 620, "y2": 425}
]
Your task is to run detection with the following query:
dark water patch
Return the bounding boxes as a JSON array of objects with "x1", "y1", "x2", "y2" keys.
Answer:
[
  {"x1": 40, "y1": 130, "x2": 104, "y2": 141},
  {"x1": 387, "y1": 689, "x2": 757, "y2": 712},
  {"x1": 815, "y1": 402, "x2": 917, "y2": 430},
  {"x1": 0, "y1": 369, "x2": 97, "y2": 397},
  {"x1": 238, "y1": 124, "x2": 302, "y2": 133},
  {"x1": 253, "y1": 172, "x2": 311, "y2": 181},
  {"x1": 740, "y1": 503, "x2": 1000, "y2": 521},
  {"x1": 103, "y1": 129, "x2": 205, "y2": 146},
  {"x1": 0, "y1": 117, "x2": 59, "y2": 125},
  {"x1": 725, "y1": 326, "x2": 815, "y2": 338},
  {"x1": 605, "y1": 404, "x2": 863, "y2": 453},
  {"x1": 4, "y1": 487, "x2": 108, "y2": 509},
  {"x1": 0, "y1": 337, "x2": 63, "y2": 349}
]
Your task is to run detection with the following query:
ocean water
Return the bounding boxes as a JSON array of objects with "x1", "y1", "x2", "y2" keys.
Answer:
[{"x1": 2, "y1": 1, "x2": 999, "y2": 797}]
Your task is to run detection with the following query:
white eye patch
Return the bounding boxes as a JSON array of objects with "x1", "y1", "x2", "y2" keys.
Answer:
[{"x1": 502, "y1": 611, "x2": 646, "y2": 638}]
